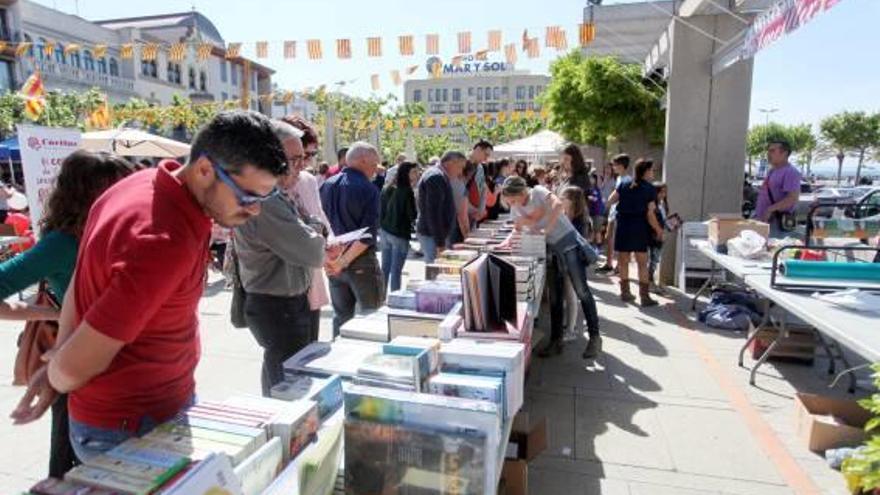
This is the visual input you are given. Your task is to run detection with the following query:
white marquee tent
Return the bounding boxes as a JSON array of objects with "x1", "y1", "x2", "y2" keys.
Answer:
[{"x1": 493, "y1": 130, "x2": 566, "y2": 162}]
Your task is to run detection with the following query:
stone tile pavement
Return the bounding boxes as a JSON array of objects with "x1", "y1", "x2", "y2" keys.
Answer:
[{"x1": 0, "y1": 261, "x2": 864, "y2": 494}]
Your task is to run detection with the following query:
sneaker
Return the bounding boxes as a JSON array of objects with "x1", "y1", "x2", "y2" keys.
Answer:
[
  {"x1": 537, "y1": 339, "x2": 563, "y2": 358},
  {"x1": 582, "y1": 336, "x2": 602, "y2": 359}
]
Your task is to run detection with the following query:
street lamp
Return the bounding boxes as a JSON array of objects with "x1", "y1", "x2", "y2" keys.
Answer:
[{"x1": 758, "y1": 108, "x2": 779, "y2": 125}]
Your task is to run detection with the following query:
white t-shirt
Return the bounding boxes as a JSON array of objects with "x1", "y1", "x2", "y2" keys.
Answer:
[{"x1": 510, "y1": 185, "x2": 574, "y2": 244}]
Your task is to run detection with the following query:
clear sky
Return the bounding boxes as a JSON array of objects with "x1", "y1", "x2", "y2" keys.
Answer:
[{"x1": 34, "y1": 0, "x2": 879, "y2": 172}]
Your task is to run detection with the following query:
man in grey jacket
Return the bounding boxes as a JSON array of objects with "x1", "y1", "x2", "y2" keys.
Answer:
[{"x1": 233, "y1": 121, "x2": 327, "y2": 395}]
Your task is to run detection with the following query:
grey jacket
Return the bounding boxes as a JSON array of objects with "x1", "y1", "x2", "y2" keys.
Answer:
[{"x1": 233, "y1": 194, "x2": 326, "y2": 297}]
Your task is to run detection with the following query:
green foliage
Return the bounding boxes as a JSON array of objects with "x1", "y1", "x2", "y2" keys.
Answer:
[
  {"x1": 843, "y1": 363, "x2": 880, "y2": 491},
  {"x1": 788, "y1": 123, "x2": 818, "y2": 173},
  {"x1": 746, "y1": 122, "x2": 793, "y2": 162},
  {"x1": 540, "y1": 52, "x2": 666, "y2": 147},
  {"x1": 819, "y1": 111, "x2": 880, "y2": 183},
  {"x1": 414, "y1": 134, "x2": 458, "y2": 164}
]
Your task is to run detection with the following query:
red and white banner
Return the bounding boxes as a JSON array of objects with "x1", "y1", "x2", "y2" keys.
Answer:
[{"x1": 742, "y1": 0, "x2": 842, "y2": 58}]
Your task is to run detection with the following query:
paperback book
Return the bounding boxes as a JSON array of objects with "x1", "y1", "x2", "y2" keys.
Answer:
[{"x1": 270, "y1": 374, "x2": 343, "y2": 421}]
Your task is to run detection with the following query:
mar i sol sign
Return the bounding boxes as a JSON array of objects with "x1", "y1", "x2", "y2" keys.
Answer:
[{"x1": 425, "y1": 55, "x2": 512, "y2": 76}]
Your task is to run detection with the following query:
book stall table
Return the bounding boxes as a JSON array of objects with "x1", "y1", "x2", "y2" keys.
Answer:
[{"x1": 688, "y1": 239, "x2": 773, "y2": 310}]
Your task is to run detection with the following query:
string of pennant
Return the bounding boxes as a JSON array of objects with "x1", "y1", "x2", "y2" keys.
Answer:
[{"x1": 1, "y1": 23, "x2": 596, "y2": 66}]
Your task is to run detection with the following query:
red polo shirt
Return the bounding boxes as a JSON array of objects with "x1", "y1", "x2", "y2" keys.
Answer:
[{"x1": 69, "y1": 161, "x2": 212, "y2": 431}]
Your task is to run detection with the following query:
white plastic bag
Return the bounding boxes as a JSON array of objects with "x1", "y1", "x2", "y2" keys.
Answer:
[{"x1": 726, "y1": 229, "x2": 767, "y2": 259}]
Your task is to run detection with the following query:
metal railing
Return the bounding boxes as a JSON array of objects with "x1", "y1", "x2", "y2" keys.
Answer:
[{"x1": 35, "y1": 59, "x2": 135, "y2": 92}]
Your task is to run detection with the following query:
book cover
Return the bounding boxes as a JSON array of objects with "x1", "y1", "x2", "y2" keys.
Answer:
[
  {"x1": 439, "y1": 340, "x2": 525, "y2": 419},
  {"x1": 344, "y1": 419, "x2": 487, "y2": 495},
  {"x1": 142, "y1": 430, "x2": 251, "y2": 466},
  {"x1": 86, "y1": 453, "x2": 188, "y2": 487},
  {"x1": 220, "y1": 395, "x2": 320, "y2": 463},
  {"x1": 233, "y1": 437, "x2": 282, "y2": 495},
  {"x1": 29, "y1": 477, "x2": 116, "y2": 495},
  {"x1": 427, "y1": 372, "x2": 505, "y2": 417},
  {"x1": 339, "y1": 310, "x2": 390, "y2": 342},
  {"x1": 172, "y1": 415, "x2": 269, "y2": 443},
  {"x1": 113, "y1": 438, "x2": 213, "y2": 464},
  {"x1": 386, "y1": 290, "x2": 418, "y2": 311},
  {"x1": 270, "y1": 374, "x2": 343, "y2": 421},
  {"x1": 152, "y1": 422, "x2": 258, "y2": 450},
  {"x1": 284, "y1": 340, "x2": 384, "y2": 378},
  {"x1": 64, "y1": 465, "x2": 156, "y2": 495},
  {"x1": 104, "y1": 438, "x2": 190, "y2": 470},
  {"x1": 155, "y1": 452, "x2": 243, "y2": 495},
  {"x1": 356, "y1": 353, "x2": 419, "y2": 388}
]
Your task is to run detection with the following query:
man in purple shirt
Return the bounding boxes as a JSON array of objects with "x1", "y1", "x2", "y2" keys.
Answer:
[{"x1": 753, "y1": 139, "x2": 801, "y2": 237}]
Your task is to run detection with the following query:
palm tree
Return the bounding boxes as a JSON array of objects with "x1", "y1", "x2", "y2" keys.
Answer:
[{"x1": 819, "y1": 111, "x2": 880, "y2": 184}]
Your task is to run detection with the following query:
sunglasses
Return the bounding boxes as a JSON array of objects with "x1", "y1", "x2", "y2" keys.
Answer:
[{"x1": 207, "y1": 157, "x2": 279, "y2": 206}]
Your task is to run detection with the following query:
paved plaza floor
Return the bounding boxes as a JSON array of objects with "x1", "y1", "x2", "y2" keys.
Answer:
[{"x1": 0, "y1": 257, "x2": 864, "y2": 494}]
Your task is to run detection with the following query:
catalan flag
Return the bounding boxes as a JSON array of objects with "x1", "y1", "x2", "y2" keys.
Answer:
[
  {"x1": 337, "y1": 39, "x2": 352, "y2": 59},
  {"x1": 0, "y1": 42, "x2": 7, "y2": 54},
  {"x1": 88, "y1": 99, "x2": 111, "y2": 129},
  {"x1": 546, "y1": 26, "x2": 563, "y2": 48},
  {"x1": 197, "y1": 42, "x2": 213, "y2": 61},
  {"x1": 367, "y1": 37, "x2": 382, "y2": 57},
  {"x1": 169, "y1": 43, "x2": 187, "y2": 62},
  {"x1": 120, "y1": 43, "x2": 134, "y2": 59},
  {"x1": 505, "y1": 43, "x2": 517, "y2": 65},
  {"x1": 488, "y1": 30, "x2": 502, "y2": 51},
  {"x1": 255, "y1": 41, "x2": 268, "y2": 59},
  {"x1": 141, "y1": 43, "x2": 159, "y2": 61},
  {"x1": 15, "y1": 42, "x2": 32, "y2": 58},
  {"x1": 42, "y1": 41, "x2": 55, "y2": 59},
  {"x1": 556, "y1": 28, "x2": 568, "y2": 50},
  {"x1": 371, "y1": 74, "x2": 380, "y2": 91},
  {"x1": 63, "y1": 44, "x2": 80, "y2": 56},
  {"x1": 284, "y1": 41, "x2": 296, "y2": 59},
  {"x1": 425, "y1": 34, "x2": 439, "y2": 55},
  {"x1": 226, "y1": 42, "x2": 242, "y2": 59},
  {"x1": 526, "y1": 38, "x2": 539, "y2": 58},
  {"x1": 399, "y1": 35, "x2": 414, "y2": 56},
  {"x1": 579, "y1": 23, "x2": 596, "y2": 46},
  {"x1": 457, "y1": 31, "x2": 471, "y2": 54},
  {"x1": 20, "y1": 72, "x2": 45, "y2": 121},
  {"x1": 307, "y1": 39, "x2": 322, "y2": 60},
  {"x1": 391, "y1": 70, "x2": 401, "y2": 86},
  {"x1": 93, "y1": 44, "x2": 108, "y2": 59}
]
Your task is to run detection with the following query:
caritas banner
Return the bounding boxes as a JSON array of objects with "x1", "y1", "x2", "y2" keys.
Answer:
[
  {"x1": 16, "y1": 124, "x2": 81, "y2": 236},
  {"x1": 741, "y1": 0, "x2": 841, "y2": 59}
]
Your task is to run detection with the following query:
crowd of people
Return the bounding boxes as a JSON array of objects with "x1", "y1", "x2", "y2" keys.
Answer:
[{"x1": 0, "y1": 109, "x2": 679, "y2": 478}]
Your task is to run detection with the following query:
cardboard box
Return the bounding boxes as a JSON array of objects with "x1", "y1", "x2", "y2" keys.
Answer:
[
  {"x1": 500, "y1": 459, "x2": 528, "y2": 495},
  {"x1": 748, "y1": 325, "x2": 816, "y2": 363},
  {"x1": 794, "y1": 393, "x2": 871, "y2": 452},
  {"x1": 707, "y1": 214, "x2": 770, "y2": 248},
  {"x1": 507, "y1": 411, "x2": 548, "y2": 461}
]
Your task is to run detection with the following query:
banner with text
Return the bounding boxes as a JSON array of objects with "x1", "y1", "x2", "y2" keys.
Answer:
[{"x1": 16, "y1": 125, "x2": 81, "y2": 236}]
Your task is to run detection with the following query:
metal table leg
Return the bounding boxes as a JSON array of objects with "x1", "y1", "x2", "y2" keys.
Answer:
[
  {"x1": 739, "y1": 299, "x2": 772, "y2": 368},
  {"x1": 749, "y1": 312, "x2": 787, "y2": 386},
  {"x1": 813, "y1": 331, "x2": 837, "y2": 376},
  {"x1": 691, "y1": 260, "x2": 716, "y2": 311}
]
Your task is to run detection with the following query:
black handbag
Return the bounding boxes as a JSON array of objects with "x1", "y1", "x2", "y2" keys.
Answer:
[{"x1": 228, "y1": 239, "x2": 248, "y2": 329}]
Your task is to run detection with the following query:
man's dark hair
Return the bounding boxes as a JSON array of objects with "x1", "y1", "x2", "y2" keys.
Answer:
[
  {"x1": 612, "y1": 153, "x2": 631, "y2": 169},
  {"x1": 281, "y1": 115, "x2": 319, "y2": 148},
  {"x1": 190, "y1": 110, "x2": 287, "y2": 176},
  {"x1": 768, "y1": 139, "x2": 791, "y2": 156},
  {"x1": 473, "y1": 139, "x2": 493, "y2": 151},
  {"x1": 337, "y1": 147, "x2": 349, "y2": 162}
]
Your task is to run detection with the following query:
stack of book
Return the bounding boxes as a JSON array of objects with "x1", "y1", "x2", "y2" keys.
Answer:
[
  {"x1": 386, "y1": 289, "x2": 417, "y2": 311},
  {"x1": 439, "y1": 339, "x2": 526, "y2": 420},
  {"x1": 354, "y1": 352, "x2": 423, "y2": 391},
  {"x1": 283, "y1": 339, "x2": 384, "y2": 378},
  {"x1": 343, "y1": 384, "x2": 502, "y2": 494},
  {"x1": 270, "y1": 374, "x2": 343, "y2": 422},
  {"x1": 414, "y1": 281, "x2": 462, "y2": 314},
  {"x1": 460, "y1": 253, "x2": 517, "y2": 333},
  {"x1": 263, "y1": 412, "x2": 344, "y2": 495},
  {"x1": 386, "y1": 306, "x2": 450, "y2": 340},
  {"x1": 338, "y1": 309, "x2": 390, "y2": 342}
]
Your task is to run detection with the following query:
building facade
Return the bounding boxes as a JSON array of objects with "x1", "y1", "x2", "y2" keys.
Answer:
[
  {"x1": 0, "y1": 1, "x2": 274, "y2": 114},
  {"x1": 403, "y1": 54, "x2": 550, "y2": 144}
]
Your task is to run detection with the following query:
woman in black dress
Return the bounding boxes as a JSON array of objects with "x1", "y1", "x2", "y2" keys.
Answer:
[{"x1": 605, "y1": 159, "x2": 664, "y2": 306}]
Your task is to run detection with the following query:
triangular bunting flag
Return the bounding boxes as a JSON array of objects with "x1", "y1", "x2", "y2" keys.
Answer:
[
  {"x1": 457, "y1": 31, "x2": 471, "y2": 54},
  {"x1": 307, "y1": 39, "x2": 322, "y2": 60},
  {"x1": 226, "y1": 42, "x2": 242, "y2": 59},
  {"x1": 406, "y1": 65, "x2": 419, "y2": 75},
  {"x1": 367, "y1": 37, "x2": 382, "y2": 57},
  {"x1": 337, "y1": 39, "x2": 352, "y2": 59}
]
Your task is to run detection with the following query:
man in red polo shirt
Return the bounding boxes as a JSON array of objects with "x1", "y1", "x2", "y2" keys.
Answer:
[{"x1": 11, "y1": 111, "x2": 288, "y2": 462}]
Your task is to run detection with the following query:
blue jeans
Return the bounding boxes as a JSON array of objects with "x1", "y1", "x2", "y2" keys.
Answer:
[
  {"x1": 418, "y1": 235, "x2": 439, "y2": 264},
  {"x1": 380, "y1": 229, "x2": 410, "y2": 293},
  {"x1": 328, "y1": 249, "x2": 385, "y2": 336},
  {"x1": 549, "y1": 231, "x2": 600, "y2": 338}
]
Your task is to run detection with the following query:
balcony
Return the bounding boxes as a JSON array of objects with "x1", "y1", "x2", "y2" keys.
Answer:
[{"x1": 35, "y1": 60, "x2": 136, "y2": 94}]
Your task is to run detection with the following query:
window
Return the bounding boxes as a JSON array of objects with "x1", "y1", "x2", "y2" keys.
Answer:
[
  {"x1": 468, "y1": 87, "x2": 474, "y2": 97},
  {"x1": 109, "y1": 58, "x2": 119, "y2": 77},
  {"x1": 167, "y1": 62, "x2": 181, "y2": 84},
  {"x1": 36, "y1": 37, "x2": 46, "y2": 60},
  {"x1": 83, "y1": 50, "x2": 95, "y2": 71},
  {"x1": 477, "y1": 103, "x2": 483, "y2": 112},
  {"x1": 442, "y1": 89, "x2": 448, "y2": 102},
  {"x1": 252, "y1": 72, "x2": 257, "y2": 91},
  {"x1": 493, "y1": 87, "x2": 501, "y2": 100},
  {"x1": 0, "y1": 61, "x2": 13, "y2": 94},
  {"x1": 413, "y1": 89, "x2": 422, "y2": 102},
  {"x1": 452, "y1": 88, "x2": 461, "y2": 102},
  {"x1": 528, "y1": 86, "x2": 535, "y2": 99},
  {"x1": 430, "y1": 103, "x2": 444, "y2": 114},
  {"x1": 188, "y1": 66, "x2": 196, "y2": 89},
  {"x1": 450, "y1": 103, "x2": 463, "y2": 114},
  {"x1": 231, "y1": 63, "x2": 238, "y2": 85},
  {"x1": 97, "y1": 57, "x2": 107, "y2": 74},
  {"x1": 514, "y1": 102, "x2": 527, "y2": 111},
  {"x1": 484, "y1": 86, "x2": 492, "y2": 100},
  {"x1": 69, "y1": 49, "x2": 81, "y2": 69},
  {"x1": 486, "y1": 102, "x2": 499, "y2": 113},
  {"x1": 141, "y1": 58, "x2": 156, "y2": 78},
  {"x1": 23, "y1": 34, "x2": 34, "y2": 58},
  {"x1": 427, "y1": 89, "x2": 433, "y2": 102},
  {"x1": 200, "y1": 71, "x2": 207, "y2": 92},
  {"x1": 502, "y1": 87, "x2": 509, "y2": 97},
  {"x1": 516, "y1": 85, "x2": 525, "y2": 100},
  {"x1": 221, "y1": 91, "x2": 228, "y2": 101},
  {"x1": 477, "y1": 87, "x2": 483, "y2": 101},
  {"x1": 0, "y1": 8, "x2": 10, "y2": 41},
  {"x1": 220, "y1": 61, "x2": 228, "y2": 83},
  {"x1": 54, "y1": 44, "x2": 65, "y2": 64},
  {"x1": 502, "y1": 103, "x2": 508, "y2": 111},
  {"x1": 468, "y1": 103, "x2": 474, "y2": 113}
]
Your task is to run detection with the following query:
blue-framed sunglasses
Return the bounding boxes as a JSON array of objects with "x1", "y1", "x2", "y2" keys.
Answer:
[{"x1": 205, "y1": 155, "x2": 279, "y2": 206}]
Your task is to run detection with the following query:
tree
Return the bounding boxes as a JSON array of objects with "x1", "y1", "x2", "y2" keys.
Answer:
[
  {"x1": 788, "y1": 123, "x2": 818, "y2": 176},
  {"x1": 746, "y1": 122, "x2": 791, "y2": 176},
  {"x1": 414, "y1": 134, "x2": 458, "y2": 164},
  {"x1": 819, "y1": 111, "x2": 880, "y2": 184},
  {"x1": 540, "y1": 53, "x2": 665, "y2": 147}
]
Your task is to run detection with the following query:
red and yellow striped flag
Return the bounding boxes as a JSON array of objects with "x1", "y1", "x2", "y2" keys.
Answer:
[
  {"x1": 406, "y1": 64, "x2": 419, "y2": 75},
  {"x1": 307, "y1": 39, "x2": 322, "y2": 60},
  {"x1": 488, "y1": 30, "x2": 502, "y2": 52},
  {"x1": 371, "y1": 74, "x2": 380, "y2": 91},
  {"x1": 425, "y1": 34, "x2": 439, "y2": 55},
  {"x1": 391, "y1": 70, "x2": 402, "y2": 86},
  {"x1": 457, "y1": 31, "x2": 471, "y2": 54},
  {"x1": 63, "y1": 44, "x2": 80, "y2": 56},
  {"x1": 94, "y1": 44, "x2": 108, "y2": 59},
  {"x1": 367, "y1": 37, "x2": 382, "y2": 57},
  {"x1": 579, "y1": 23, "x2": 596, "y2": 46},
  {"x1": 120, "y1": 43, "x2": 134, "y2": 59},
  {"x1": 255, "y1": 41, "x2": 268, "y2": 59},
  {"x1": 504, "y1": 43, "x2": 517, "y2": 65},
  {"x1": 475, "y1": 49, "x2": 489, "y2": 61},
  {"x1": 197, "y1": 42, "x2": 213, "y2": 61},
  {"x1": 15, "y1": 42, "x2": 32, "y2": 58},
  {"x1": 546, "y1": 26, "x2": 563, "y2": 48},
  {"x1": 141, "y1": 43, "x2": 159, "y2": 61},
  {"x1": 42, "y1": 41, "x2": 55, "y2": 59},
  {"x1": 169, "y1": 43, "x2": 187, "y2": 62},
  {"x1": 557, "y1": 28, "x2": 569, "y2": 50},
  {"x1": 527, "y1": 38, "x2": 540, "y2": 58},
  {"x1": 88, "y1": 99, "x2": 111, "y2": 129},
  {"x1": 284, "y1": 41, "x2": 296, "y2": 59},
  {"x1": 226, "y1": 42, "x2": 242, "y2": 59},
  {"x1": 399, "y1": 35, "x2": 414, "y2": 56},
  {"x1": 337, "y1": 39, "x2": 352, "y2": 59},
  {"x1": 20, "y1": 72, "x2": 45, "y2": 121}
]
